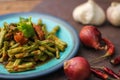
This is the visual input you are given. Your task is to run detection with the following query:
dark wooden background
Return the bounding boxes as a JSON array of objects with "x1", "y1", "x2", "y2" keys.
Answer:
[{"x1": 1, "y1": 0, "x2": 120, "y2": 80}]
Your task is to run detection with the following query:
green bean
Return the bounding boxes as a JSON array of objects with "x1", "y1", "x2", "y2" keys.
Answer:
[
  {"x1": 44, "y1": 50, "x2": 54, "y2": 57},
  {"x1": 4, "y1": 22, "x2": 9, "y2": 31},
  {"x1": 0, "y1": 48, "x2": 3, "y2": 57},
  {"x1": 35, "y1": 54, "x2": 48, "y2": 61},
  {"x1": 27, "y1": 43, "x2": 39, "y2": 52},
  {"x1": 31, "y1": 50, "x2": 45, "y2": 61},
  {"x1": 37, "y1": 19, "x2": 43, "y2": 26},
  {"x1": 15, "y1": 50, "x2": 43, "y2": 59},
  {"x1": 17, "y1": 62, "x2": 34, "y2": 69},
  {"x1": 36, "y1": 40, "x2": 55, "y2": 45},
  {"x1": 54, "y1": 35, "x2": 67, "y2": 46},
  {"x1": 55, "y1": 47, "x2": 60, "y2": 59},
  {"x1": 9, "y1": 40, "x2": 16, "y2": 47},
  {"x1": 48, "y1": 35, "x2": 67, "y2": 51},
  {"x1": 8, "y1": 57, "x2": 15, "y2": 61},
  {"x1": 31, "y1": 50, "x2": 43, "y2": 56},
  {"x1": 44, "y1": 45, "x2": 56, "y2": 52},
  {"x1": 5, "y1": 61, "x2": 14, "y2": 69},
  {"x1": 27, "y1": 41, "x2": 34, "y2": 45},
  {"x1": 15, "y1": 53, "x2": 29, "y2": 58},
  {"x1": 46, "y1": 26, "x2": 60, "y2": 40},
  {"x1": 8, "y1": 62, "x2": 35, "y2": 72},
  {"x1": 39, "y1": 46, "x2": 54, "y2": 57},
  {"x1": 41, "y1": 25, "x2": 48, "y2": 38},
  {"x1": 10, "y1": 43, "x2": 20, "y2": 49},
  {"x1": 13, "y1": 59, "x2": 21, "y2": 66},
  {"x1": 0, "y1": 41, "x2": 9, "y2": 62},
  {"x1": 8, "y1": 47, "x2": 29, "y2": 57},
  {"x1": 0, "y1": 28, "x2": 7, "y2": 48},
  {"x1": 8, "y1": 43, "x2": 38, "y2": 57},
  {"x1": 49, "y1": 26, "x2": 60, "y2": 35}
]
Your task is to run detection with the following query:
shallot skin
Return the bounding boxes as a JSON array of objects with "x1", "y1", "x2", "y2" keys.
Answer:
[
  {"x1": 64, "y1": 57, "x2": 91, "y2": 80},
  {"x1": 79, "y1": 26, "x2": 102, "y2": 50}
]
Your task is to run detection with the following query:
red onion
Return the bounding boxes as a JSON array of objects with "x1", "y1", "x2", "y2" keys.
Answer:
[
  {"x1": 64, "y1": 57, "x2": 91, "y2": 80},
  {"x1": 79, "y1": 26, "x2": 115, "y2": 63},
  {"x1": 80, "y1": 26, "x2": 102, "y2": 50}
]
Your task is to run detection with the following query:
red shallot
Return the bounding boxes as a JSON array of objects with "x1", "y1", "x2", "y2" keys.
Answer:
[
  {"x1": 64, "y1": 57, "x2": 91, "y2": 80},
  {"x1": 79, "y1": 26, "x2": 115, "y2": 62},
  {"x1": 80, "y1": 26, "x2": 102, "y2": 50}
]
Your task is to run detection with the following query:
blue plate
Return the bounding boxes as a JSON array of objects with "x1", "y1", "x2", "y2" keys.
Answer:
[{"x1": 0, "y1": 12, "x2": 80, "y2": 79}]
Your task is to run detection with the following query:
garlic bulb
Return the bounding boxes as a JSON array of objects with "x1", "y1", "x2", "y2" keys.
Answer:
[
  {"x1": 107, "y1": 2, "x2": 120, "y2": 26},
  {"x1": 73, "y1": 0, "x2": 106, "y2": 25}
]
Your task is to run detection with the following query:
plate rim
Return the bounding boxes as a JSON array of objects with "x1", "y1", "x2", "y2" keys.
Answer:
[{"x1": 0, "y1": 12, "x2": 80, "y2": 79}]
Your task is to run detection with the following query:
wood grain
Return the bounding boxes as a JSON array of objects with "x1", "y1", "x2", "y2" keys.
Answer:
[
  {"x1": 0, "y1": 0, "x2": 120, "y2": 80},
  {"x1": 0, "y1": 0, "x2": 42, "y2": 15},
  {"x1": 33, "y1": 0, "x2": 120, "y2": 80}
]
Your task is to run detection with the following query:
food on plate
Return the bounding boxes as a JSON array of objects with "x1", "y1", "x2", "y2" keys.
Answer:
[
  {"x1": 0, "y1": 17, "x2": 67, "y2": 72},
  {"x1": 64, "y1": 57, "x2": 91, "y2": 80},
  {"x1": 72, "y1": 0, "x2": 105, "y2": 25},
  {"x1": 79, "y1": 26, "x2": 115, "y2": 63},
  {"x1": 107, "y1": 2, "x2": 120, "y2": 26}
]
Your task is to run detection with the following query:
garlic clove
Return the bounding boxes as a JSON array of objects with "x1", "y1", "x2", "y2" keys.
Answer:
[
  {"x1": 73, "y1": 0, "x2": 106, "y2": 26},
  {"x1": 107, "y1": 2, "x2": 120, "y2": 26}
]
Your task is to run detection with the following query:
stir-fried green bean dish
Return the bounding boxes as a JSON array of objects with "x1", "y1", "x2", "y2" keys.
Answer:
[{"x1": 0, "y1": 17, "x2": 67, "y2": 72}]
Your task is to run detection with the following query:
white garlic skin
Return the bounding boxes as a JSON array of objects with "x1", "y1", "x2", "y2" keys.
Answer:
[
  {"x1": 107, "y1": 2, "x2": 120, "y2": 26},
  {"x1": 73, "y1": 0, "x2": 106, "y2": 25}
]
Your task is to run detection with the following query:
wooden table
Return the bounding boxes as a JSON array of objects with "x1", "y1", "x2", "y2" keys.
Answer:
[
  {"x1": 0, "y1": 0, "x2": 41, "y2": 15},
  {"x1": 0, "y1": 0, "x2": 120, "y2": 80}
]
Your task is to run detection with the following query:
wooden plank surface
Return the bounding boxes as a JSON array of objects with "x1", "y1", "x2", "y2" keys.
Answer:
[
  {"x1": 33, "y1": 0, "x2": 120, "y2": 80},
  {"x1": 0, "y1": 0, "x2": 120, "y2": 80},
  {"x1": 0, "y1": 0, "x2": 42, "y2": 15}
]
